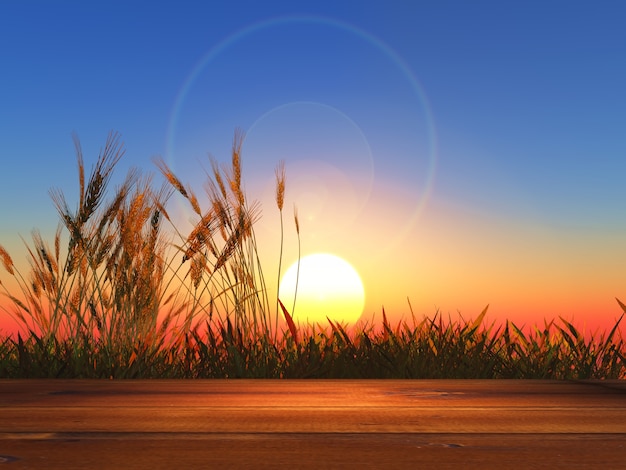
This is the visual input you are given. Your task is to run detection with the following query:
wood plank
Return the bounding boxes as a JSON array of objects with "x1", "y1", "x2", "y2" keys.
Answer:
[
  {"x1": 1, "y1": 434, "x2": 625, "y2": 469},
  {"x1": 0, "y1": 380, "x2": 624, "y2": 468},
  {"x1": 2, "y1": 379, "x2": 625, "y2": 407},
  {"x1": 2, "y1": 406, "x2": 626, "y2": 434}
]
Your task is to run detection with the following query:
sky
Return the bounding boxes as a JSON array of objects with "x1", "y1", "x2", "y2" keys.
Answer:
[{"x1": 1, "y1": 0, "x2": 626, "y2": 335}]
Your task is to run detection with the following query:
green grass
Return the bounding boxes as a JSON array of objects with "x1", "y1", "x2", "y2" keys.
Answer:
[{"x1": 0, "y1": 131, "x2": 624, "y2": 379}]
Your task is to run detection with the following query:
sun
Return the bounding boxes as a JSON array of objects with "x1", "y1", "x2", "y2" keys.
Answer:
[{"x1": 279, "y1": 253, "x2": 365, "y2": 326}]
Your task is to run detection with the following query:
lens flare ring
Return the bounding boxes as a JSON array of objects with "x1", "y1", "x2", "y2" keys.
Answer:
[{"x1": 166, "y1": 14, "x2": 438, "y2": 242}]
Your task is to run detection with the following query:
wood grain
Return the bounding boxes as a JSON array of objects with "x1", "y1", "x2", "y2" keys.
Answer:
[{"x1": 1, "y1": 380, "x2": 624, "y2": 469}]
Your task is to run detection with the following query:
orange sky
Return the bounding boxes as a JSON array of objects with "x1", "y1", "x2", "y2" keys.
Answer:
[
  {"x1": 2, "y1": 5, "x2": 626, "y2": 341},
  {"x1": 2, "y1": 156, "x2": 625, "y2": 339}
]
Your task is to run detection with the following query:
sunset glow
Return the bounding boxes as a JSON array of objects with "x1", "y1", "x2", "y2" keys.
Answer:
[{"x1": 1, "y1": 2, "x2": 625, "y2": 343}]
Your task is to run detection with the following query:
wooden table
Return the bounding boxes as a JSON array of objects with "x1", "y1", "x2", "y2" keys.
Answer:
[{"x1": 1, "y1": 380, "x2": 625, "y2": 469}]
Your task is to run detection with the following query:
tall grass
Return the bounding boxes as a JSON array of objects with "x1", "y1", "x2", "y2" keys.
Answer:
[
  {"x1": 0, "y1": 131, "x2": 624, "y2": 379},
  {"x1": 0, "y1": 132, "x2": 183, "y2": 376},
  {"x1": 153, "y1": 129, "x2": 275, "y2": 340},
  {"x1": 0, "y1": 130, "x2": 279, "y2": 377}
]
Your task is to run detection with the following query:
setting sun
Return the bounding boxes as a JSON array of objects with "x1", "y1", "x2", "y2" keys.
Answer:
[{"x1": 279, "y1": 253, "x2": 365, "y2": 326}]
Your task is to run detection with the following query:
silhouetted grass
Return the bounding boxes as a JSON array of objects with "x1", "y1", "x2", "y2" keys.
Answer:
[
  {"x1": 0, "y1": 308, "x2": 624, "y2": 379},
  {"x1": 0, "y1": 132, "x2": 624, "y2": 379}
]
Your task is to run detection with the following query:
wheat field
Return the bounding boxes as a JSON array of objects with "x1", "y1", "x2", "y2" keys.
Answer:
[{"x1": 0, "y1": 132, "x2": 624, "y2": 379}]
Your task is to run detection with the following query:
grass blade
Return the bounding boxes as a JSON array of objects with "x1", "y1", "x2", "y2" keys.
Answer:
[{"x1": 279, "y1": 298, "x2": 298, "y2": 346}]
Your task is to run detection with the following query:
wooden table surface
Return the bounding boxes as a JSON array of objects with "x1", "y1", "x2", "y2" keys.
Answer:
[{"x1": 1, "y1": 380, "x2": 625, "y2": 469}]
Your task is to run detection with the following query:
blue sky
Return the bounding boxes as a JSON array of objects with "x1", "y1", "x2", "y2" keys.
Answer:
[{"x1": 1, "y1": 1, "x2": 626, "y2": 329}]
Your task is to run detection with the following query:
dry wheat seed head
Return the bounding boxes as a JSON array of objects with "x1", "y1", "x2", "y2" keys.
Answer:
[
  {"x1": 275, "y1": 160, "x2": 285, "y2": 211},
  {"x1": 231, "y1": 128, "x2": 245, "y2": 206},
  {"x1": 0, "y1": 245, "x2": 14, "y2": 275},
  {"x1": 293, "y1": 205, "x2": 300, "y2": 235},
  {"x1": 153, "y1": 158, "x2": 189, "y2": 199},
  {"x1": 208, "y1": 158, "x2": 229, "y2": 202}
]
